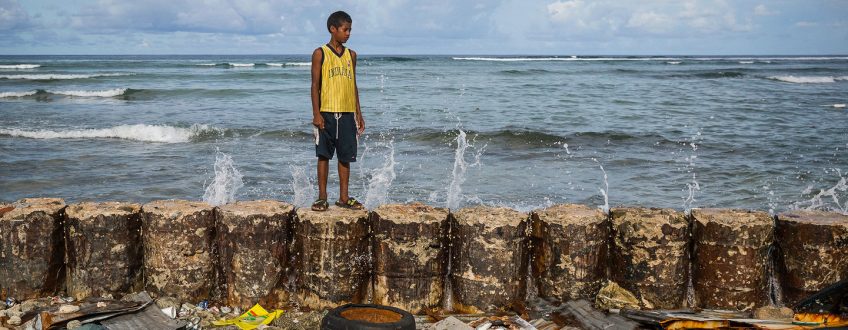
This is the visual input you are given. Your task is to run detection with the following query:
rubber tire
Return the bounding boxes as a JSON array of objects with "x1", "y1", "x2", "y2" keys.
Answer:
[{"x1": 320, "y1": 303, "x2": 416, "y2": 330}]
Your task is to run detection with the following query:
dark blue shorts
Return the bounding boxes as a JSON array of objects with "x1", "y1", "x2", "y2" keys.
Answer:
[{"x1": 315, "y1": 112, "x2": 358, "y2": 162}]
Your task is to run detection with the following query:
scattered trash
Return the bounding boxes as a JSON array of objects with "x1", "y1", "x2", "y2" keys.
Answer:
[
  {"x1": 161, "y1": 306, "x2": 177, "y2": 319},
  {"x1": 431, "y1": 316, "x2": 473, "y2": 330},
  {"x1": 595, "y1": 281, "x2": 640, "y2": 311},
  {"x1": 5, "y1": 297, "x2": 16, "y2": 308},
  {"x1": 221, "y1": 306, "x2": 232, "y2": 314},
  {"x1": 197, "y1": 300, "x2": 209, "y2": 310},
  {"x1": 212, "y1": 304, "x2": 284, "y2": 330},
  {"x1": 8, "y1": 315, "x2": 22, "y2": 325}
]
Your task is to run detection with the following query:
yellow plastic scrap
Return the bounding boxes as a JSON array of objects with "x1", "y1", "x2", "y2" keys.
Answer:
[{"x1": 212, "y1": 304, "x2": 285, "y2": 330}]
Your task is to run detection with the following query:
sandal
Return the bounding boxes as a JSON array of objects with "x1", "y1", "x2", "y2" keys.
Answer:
[
  {"x1": 335, "y1": 197, "x2": 364, "y2": 210},
  {"x1": 311, "y1": 198, "x2": 329, "y2": 211}
]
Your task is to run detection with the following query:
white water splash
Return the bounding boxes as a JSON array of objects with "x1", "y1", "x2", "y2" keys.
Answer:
[
  {"x1": 446, "y1": 130, "x2": 484, "y2": 210},
  {"x1": 793, "y1": 169, "x2": 848, "y2": 215},
  {"x1": 203, "y1": 150, "x2": 244, "y2": 206},
  {"x1": 594, "y1": 159, "x2": 610, "y2": 213},
  {"x1": 290, "y1": 165, "x2": 316, "y2": 208},
  {"x1": 363, "y1": 141, "x2": 397, "y2": 209},
  {"x1": 682, "y1": 130, "x2": 702, "y2": 215}
]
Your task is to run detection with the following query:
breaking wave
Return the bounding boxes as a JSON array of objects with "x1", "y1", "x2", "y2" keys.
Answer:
[
  {"x1": 50, "y1": 88, "x2": 128, "y2": 97},
  {"x1": 0, "y1": 124, "x2": 220, "y2": 143},
  {"x1": 0, "y1": 73, "x2": 132, "y2": 80},
  {"x1": 0, "y1": 64, "x2": 40, "y2": 69},
  {"x1": 0, "y1": 90, "x2": 38, "y2": 98},
  {"x1": 767, "y1": 75, "x2": 848, "y2": 84}
]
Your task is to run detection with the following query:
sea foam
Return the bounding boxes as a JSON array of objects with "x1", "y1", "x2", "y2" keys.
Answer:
[
  {"x1": 0, "y1": 124, "x2": 215, "y2": 143},
  {"x1": 229, "y1": 63, "x2": 255, "y2": 67},
  {"x1": 768, "y1": 75, "x2": 848, "y2": 84},
  {"x1": 0, "y1": 64, "x2": 40, "y2": 69}
]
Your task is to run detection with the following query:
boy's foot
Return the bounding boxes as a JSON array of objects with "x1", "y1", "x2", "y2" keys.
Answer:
[
  {"x1": 335, "y1": 197, "x2": 364, "y2": 210},
  {"x1": 311, "y1": 199, "x2": 329, "y2": 211}
]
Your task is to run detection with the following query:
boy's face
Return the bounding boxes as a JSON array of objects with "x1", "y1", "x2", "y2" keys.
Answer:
[{"x1": 330, "y1": 21, "x2": 352, "y2": 44}]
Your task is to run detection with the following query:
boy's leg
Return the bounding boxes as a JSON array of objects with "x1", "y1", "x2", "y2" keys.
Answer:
[
  {"x1": 317, "y1": 157, "x2": 329, "y2": 200},
  {"x1": 338, "y1": 160, "x2": 350, "y2": 202}
]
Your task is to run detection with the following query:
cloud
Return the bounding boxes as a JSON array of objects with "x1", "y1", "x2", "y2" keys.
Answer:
[
  {"x1": 794, "y1": 21, "x2": 819, "y2": 28},
  {"x1": 754, "y1": 4, "x2": 778, "y2": 16},
  {"x1": 0, "y1": 0, "x2": 31, "y2": 31},
  {"x1": 626, "y1": 11, "x2": 673, "y2": 34},
  {"x1": 68, "y1": 0, "x2": 314, "y2": 35}
]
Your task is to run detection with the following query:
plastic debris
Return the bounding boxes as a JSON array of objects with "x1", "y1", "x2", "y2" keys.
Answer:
[
  {"x1": 197, "y1": 300, "x2": 209, "y2": 310},
  {"x1": 5, "y1": 297, "x2": 16, "y2": 308},
  {"x1": 212, "y1": 304, "x2": 284, "y2": 330},
  {"x1": 161, "y1": 306, "x2": 177, "y2": 319}
]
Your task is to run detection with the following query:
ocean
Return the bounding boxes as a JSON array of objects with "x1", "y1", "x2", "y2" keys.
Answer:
[{"x1": 1, "y1": 55, "x2": 846, "y2": 214}]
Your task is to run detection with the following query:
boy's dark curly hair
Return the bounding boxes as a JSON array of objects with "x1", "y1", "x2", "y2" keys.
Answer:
[{"x1": 327, "y1": 11, "x2": 352, "y2": 32}]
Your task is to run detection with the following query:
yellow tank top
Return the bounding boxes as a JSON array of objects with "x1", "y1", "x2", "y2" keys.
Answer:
[{"x1": 320, "y1": 44, "x2": 356, "y2": 113}]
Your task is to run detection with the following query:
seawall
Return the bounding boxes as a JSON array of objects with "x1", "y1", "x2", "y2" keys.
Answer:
[{"x1": 1, "y1": 198, "x2": 845, "y2": 313}]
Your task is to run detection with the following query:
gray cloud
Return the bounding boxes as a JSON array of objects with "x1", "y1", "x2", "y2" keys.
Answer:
[{"x1": 0, "y1": 0, "x2": 32, "y2": 31}]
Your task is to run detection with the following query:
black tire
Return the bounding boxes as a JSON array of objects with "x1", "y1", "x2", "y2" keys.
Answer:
[{"x1": 321, "y1": 303, "x2": 416, "y2": 330}]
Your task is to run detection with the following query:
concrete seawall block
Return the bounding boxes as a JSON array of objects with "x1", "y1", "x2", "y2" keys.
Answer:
[
  {"x1": 64, "y1": 201, "x2": 143, "y2": 301},
  {"x1": 450, "y1": 206, "x2": 529, "y2": 313},
  {"x1": 0, "y1": 198, "x2": 66, "y2": 300},
  {"x1": 776, "y1": 210, "x2": 848, "y2": 306},
  {"x1": 531, "y1": 204, "x2": 607, "y2": 302},
  {"x1": 371, "y1": 203, "x2": 449, "y2": 314},
  {"x1": 141, "y1": 200, "x2": 216, "y2": 302},
  {"x1": 292, "y1": 206, "x2": 370, "y2": 309},
  {"x1": 610, "y1": 207, "x2": 689, "y2": 309},
  {"x1": 691, "y1": 208, "x2": 773, "y2": 311},
  {"x1": 216, "y1": 200, "x2": 293, "y2": 309}
]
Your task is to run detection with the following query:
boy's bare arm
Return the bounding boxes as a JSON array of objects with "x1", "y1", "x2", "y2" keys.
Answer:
[
  {"x1": 351, "y1": 50, "x2": 365, "y2": 135},
  {"x1": 311, "y1": 48, "x2": 324, "y2": 129}
]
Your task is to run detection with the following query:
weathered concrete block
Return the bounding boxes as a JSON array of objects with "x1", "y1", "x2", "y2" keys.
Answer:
[
  {"x1": 142, "y1": 200, "x2": 215, "y2": 302},
  {"x1": 0, "y1": 198, "x2": 66, "y2": 300},
  {"x1": 531, "y1": 204, "x2": 607, "y2": 302},
  {"x1": 292, "y1": 206, "x2": 370, "y2": 309},
  {"x1": 216, "y1": 200, "x2": 293, "y2": 309},
  {"x1": 64, "y1": 202, "x2": 143, "y2": 300},
  {"x1": 691, "y1": 208, "x2": 773, "y2": 311},
  {"x1": 450, "y1": 206, "x2": 529, "y2": 313},
  {"x1": 371, "y1": 203, "x2": 449, "y2": 313},
  {"x1": 610, "y1": 207, "x2": 689, "y2": 309},
  {"x1": 776, "y1": 210, "x2": 848, "y2": 306}
]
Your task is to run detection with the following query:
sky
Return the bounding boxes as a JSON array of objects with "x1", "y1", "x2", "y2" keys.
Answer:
[{"x1": 1, "y1": 0, "x2": 846, "y2": 55}]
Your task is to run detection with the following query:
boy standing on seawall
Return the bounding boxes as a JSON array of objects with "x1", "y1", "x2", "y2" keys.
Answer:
[{"x1": 310, "y1": 11, "x2": 365, "y2": 211}]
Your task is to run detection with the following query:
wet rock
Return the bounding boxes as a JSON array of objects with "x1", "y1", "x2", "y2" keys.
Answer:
[
  {"x1": 595, "y1": 281, "x2": 640, "y2": 310},
  {"x1": 531, "y1": 204, "x2": 607, "y2": 301},
  {"x1": 450, "y1": 206, "x2": 530, "y2": 313},
  {"x1": 371, "y1": 203, "x2": 449, "y2": 314},
  {"x1": 58, "y1": 304, "x2": 80, "y2": 313},
  {"x1": 216, "y1": 200, "x2": 292, "y2": 309},
  {"x1": 753, "y1": 305, "x2": 794, "y2": 320},
  {"x1": 691, "y1": 208, "x2": 773, "y2": 311},
  {"x1": 610, "y1": 207, "x2": 689, "y2": 309},
  {"x1": 67, "y1": 320, "x2": 82, "y2": 329},
  {"x1": 64, "y1": 202, "x2": 143, "y2": 301},
  {"x1": 141, "y1": 200, "x2": 216, "y2": 302},
  {"x1": 776, "y1": 210, "x2": 848, "y2": 306},
  {"x1": 292, "y1": 206, "x2": 370, "y2": 309},
  {"x1": 0, "y1": 198, "x2": 66, "y2": 300}
]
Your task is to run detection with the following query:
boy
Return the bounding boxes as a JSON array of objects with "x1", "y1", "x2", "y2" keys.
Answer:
[{"x1": 310, "y1": 11, "x2": 365, "y2": 211}]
